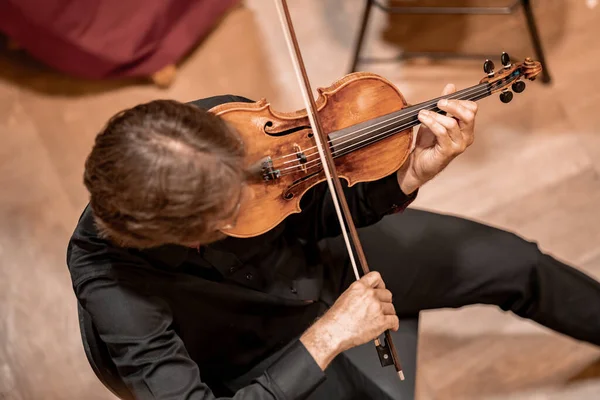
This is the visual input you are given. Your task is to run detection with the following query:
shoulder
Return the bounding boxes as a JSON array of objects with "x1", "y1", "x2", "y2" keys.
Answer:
[
  {"x1": 67, "y1": 204, "x2": 111, "y2": 255},
  {"x1": 66, "y1": 205, "x2": 118, "y2": 284},
  {"x1": 67, "y1": 206, "x2": 190, "y2": 287},
  {"x1": 66, "y1": 205, "x2": 150, "y2": 288},
  {"x1": 187, "y1": 94, "x2": 254, "y2": 110}
]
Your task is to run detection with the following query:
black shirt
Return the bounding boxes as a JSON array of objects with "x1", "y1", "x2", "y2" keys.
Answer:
[{"x1": 66, "y1": 95, "x2": 417, "y2": 399}]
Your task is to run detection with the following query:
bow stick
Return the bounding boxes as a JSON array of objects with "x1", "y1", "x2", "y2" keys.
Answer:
[{"x1": 274, "y1": 0, "x2": 405, "y2": 381}]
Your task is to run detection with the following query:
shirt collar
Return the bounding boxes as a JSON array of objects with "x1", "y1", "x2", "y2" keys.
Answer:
[{"x1": 141, "y1": 243, "x2": 191, "y2": 269}]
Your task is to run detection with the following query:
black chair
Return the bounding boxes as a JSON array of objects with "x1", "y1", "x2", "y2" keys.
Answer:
[{"x1": 349, "y1": 0, "x2": 551, "y2": 83}]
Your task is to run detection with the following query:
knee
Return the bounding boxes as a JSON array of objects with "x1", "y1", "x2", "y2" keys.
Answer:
[
  {"x1": 484, "y1": 231, "x2": 545, "y2": 313},
  {"x1": 478, "y1": 229, "x2": 542, "y2": 279},
  {"x1": 500, "y1": 229, "x2": 541, "y2": 260},
  {"x1": 455, "y1": 225, "x2": 543, "y2": 302}
]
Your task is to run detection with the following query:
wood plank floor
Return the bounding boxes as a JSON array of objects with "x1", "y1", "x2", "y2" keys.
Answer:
[{"x1": 1, "y1": 0, "x2": 599, "y2": 399}]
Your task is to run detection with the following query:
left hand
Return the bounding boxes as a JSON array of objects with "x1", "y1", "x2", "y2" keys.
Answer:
[{"x1": 396, "y1": 83, "x2": 478, "y2": 194}]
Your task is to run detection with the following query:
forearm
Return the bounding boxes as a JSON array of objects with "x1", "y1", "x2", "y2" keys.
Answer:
[
  {"x1": 299, "y1": 319, "x2": 342, "y2": 371},
  {"x1": 396, "y1": 160, "x2": 420, "y2": 196},
  {"x1": 325, "y1": 174, "x2": 417, "y2": 237},
  {"x1": 289, "y1": 174, "x2": 417, "y2": 242}
]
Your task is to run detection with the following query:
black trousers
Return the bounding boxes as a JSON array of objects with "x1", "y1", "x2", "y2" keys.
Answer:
[{"x1": 304, "y1": 208, "x2": 600, "y2": 399}]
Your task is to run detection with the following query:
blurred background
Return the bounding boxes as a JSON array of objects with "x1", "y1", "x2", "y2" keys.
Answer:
[{"x1": 1, "y1": 0, "x2": 599, "y2": 399}]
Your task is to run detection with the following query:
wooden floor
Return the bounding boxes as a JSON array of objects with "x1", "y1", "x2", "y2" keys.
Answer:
[{"x1": 1, "y1": 0, "x2": 599, "y2": 398}]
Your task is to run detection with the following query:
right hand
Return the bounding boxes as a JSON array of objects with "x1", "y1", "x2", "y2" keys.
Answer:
[
  {"x1": 300, "y1": 271, "x2": 399, "y2": 370},
  {"x1": 323, "y1": 271, "x2": 399, "y2": 351}
]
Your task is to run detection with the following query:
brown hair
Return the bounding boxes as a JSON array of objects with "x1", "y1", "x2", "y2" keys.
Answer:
[{"x1": 84, "y1": 100, "x2": 245, "y2": 248}]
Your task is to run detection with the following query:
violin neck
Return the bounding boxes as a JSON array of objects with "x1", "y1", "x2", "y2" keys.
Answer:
[
  {"x1": 329, "y1": 82, "x2": 492, "y2": 158},
  {"x1": 404, "y1": 82, "x2": 492, "y2": 120}
]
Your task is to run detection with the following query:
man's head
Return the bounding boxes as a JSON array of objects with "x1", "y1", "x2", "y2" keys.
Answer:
[{"x1": 84, "y1": 100, "x2": 246, "y2": 249}]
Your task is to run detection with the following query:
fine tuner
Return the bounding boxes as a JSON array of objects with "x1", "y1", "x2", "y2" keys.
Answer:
[{"x1": 482, "y1": 52, "x2": 536, "y2": 104}]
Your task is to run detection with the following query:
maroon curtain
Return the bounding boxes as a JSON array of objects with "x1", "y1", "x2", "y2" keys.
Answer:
[{"x1": 0, "y1": 0, "x2": 239, "y2": 79}]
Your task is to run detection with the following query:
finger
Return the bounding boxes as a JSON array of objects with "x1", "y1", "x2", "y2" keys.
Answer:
[
  {"x1": 439, "y1": 83, "x2": 476, "y2": 113},
  {"x1": 441, "y1": 83, "x2": 456, "y2": 96},
  {"x1": 439, "y1": 84, "x2": 457, "y2": 117},
  {"x1": 361, "y1": 271, "x2": 385, "y2": 289},
  {"x1": 461, "y1": 100, "x2": 478, "y2": 113},
  {"x1": 384, "y1": 315, "x2": 400, "y2": 332},
  {"x1": 437, "y1": 99, "x2": 476, "y2": 130},
  {"x1": 374, "y1": 288, "x2": 393, "y2": 303},
  {"x1": 418, "y1": 110, "x2": 453, "y2": 150},
  {"x1": 438, "y1": 99, "x2": 477, "y2": 146},
  {"x1": 381, "y1": 302, "x2": 396, "y2": 316},
  {"x1": 428, "y1": 112, "x2": 462, "y2": 144}
]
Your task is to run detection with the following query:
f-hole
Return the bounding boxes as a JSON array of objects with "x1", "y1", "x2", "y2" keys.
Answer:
[{"x1": 264, "y1": 121, "x2": 311, "y2": 137}]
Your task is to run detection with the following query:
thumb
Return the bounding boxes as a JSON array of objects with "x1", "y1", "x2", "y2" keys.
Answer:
[
  {"x1": 442, "y1": 83, "x2": 456, "y2": 96},
  {"x1": 440, "y1": 84, "x2": 456, "y2": 117},
  {"x1": 360, "y1": 271, "x2": 385, "y2": 289}
]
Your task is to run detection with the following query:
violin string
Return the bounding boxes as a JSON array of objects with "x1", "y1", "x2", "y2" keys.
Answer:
[
  {"x1": 273, "y1": 85, "x2": 491, "y2": 175},
  {"x1": 273, "y1": 85, "x2": 485, "y2": 164},
  {"x1": 277, "y1": 89, "x2": 491, "y2": 178},
  {"x1": 276, "y1": 89, "x2": 491, "y2": 178},
  {"x1": 275, "y1": 85, "x2": 490, "y2": 176},
  {"x1": 292, "y1": 84, "x2": 489, "y2": 160},
  {"x1": 275, "y1": 86, "x2": 491, "y2": 176},
  {"x1": 304, "y1": 87, "x2": 490, "y2": 161},
  {"x1": 271, "y1": 83, "x2": 491, "y2": 164},
  {"x1": 331, "y1": 91, "x2": 492, "y2": 159}
]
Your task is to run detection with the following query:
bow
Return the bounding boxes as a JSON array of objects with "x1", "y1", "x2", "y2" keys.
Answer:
[{"x1": 273, "y1": 0, "x2": 405, "y2": 380}]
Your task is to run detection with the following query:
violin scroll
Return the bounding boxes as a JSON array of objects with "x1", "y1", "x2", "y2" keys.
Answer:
[
  {"x1": 521, "y1": 57, "x2": 543, "y2": 80},
  {"x1": 480, "y1": 52, "x2": 543, "y2": 103}
]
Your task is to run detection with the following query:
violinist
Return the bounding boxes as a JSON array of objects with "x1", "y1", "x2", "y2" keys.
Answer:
[{"x1": 66, "y1": 85, "x2": 600, "y2": 399}]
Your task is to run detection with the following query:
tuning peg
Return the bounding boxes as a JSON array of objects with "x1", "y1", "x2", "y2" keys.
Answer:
[
  {"x1": 500, "y1": 90, "x2": 513, "y2": 103},
  {"x1": 512, "y1": 81, "x2": 526, "y2": 93},
  {"x1": 501, "y1": 52, "x2": 512, "y2": 68},
  {"x1": 484, "y1": 59, "x2": 495, "y2": 76}
]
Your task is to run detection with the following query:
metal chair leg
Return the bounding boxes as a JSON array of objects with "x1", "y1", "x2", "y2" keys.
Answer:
[
  {"x1": 349, "y1": 0, "x2": 374, "y2": 73},
  {"x1": 521, "y1": 0, "x2": 551, "y2": 83},
  {"x1": 349, "y1": 0, "x2": 551, "y2": 84}
]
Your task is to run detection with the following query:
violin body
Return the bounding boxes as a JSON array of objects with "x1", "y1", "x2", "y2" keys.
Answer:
[{"x1": 210, "y1": 72, "x2": 414, "y2": 238}]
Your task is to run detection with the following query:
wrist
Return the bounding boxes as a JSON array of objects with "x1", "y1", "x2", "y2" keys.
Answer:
[
  {"x1": 300, "y1": 319, "x2": 343, "y2": 371},
  {"x1": 398, "y1": 178, "x2": 419, "y2": 196},
  {"x1": 396, "y1": 165, "x2": 420, "y2": 195}
]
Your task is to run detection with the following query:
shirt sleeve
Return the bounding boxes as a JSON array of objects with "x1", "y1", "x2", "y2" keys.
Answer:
[
  {"x1": 76, "y1": 269, "x2": 326, "y2": 400},
  {"x1": 288, "y1": 172, "x2": 418, "y2": 242}
]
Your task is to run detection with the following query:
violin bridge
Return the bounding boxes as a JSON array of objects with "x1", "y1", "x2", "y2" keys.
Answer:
[{"x1": 293, "y1": 144, "x2": 308, "y2": 173}]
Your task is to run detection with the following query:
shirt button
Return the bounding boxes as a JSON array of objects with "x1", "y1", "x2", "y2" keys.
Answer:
[
  {"x1": 229, "y1": 267, "x2": 236, "y2": 273},
  {"x1": 291, "y1": 287, "x2": 298, "y2": 294},
  {"x1": 245, "y1": 272, "x2": 253, "y2": 280}
]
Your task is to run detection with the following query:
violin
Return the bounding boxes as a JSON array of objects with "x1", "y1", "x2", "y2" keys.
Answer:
[
  {"x1": 212, "y1": 57, "x2": 542, "y2": 241},
  {"x1": 210, "y1": 0, "x2": 542, "y2": 380}
]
